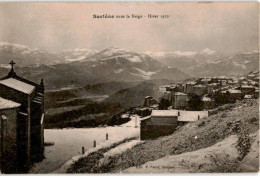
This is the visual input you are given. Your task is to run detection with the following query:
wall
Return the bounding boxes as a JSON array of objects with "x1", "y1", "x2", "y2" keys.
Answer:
[
  {"x1": 173, "y1": 95, "x2": 188, "y2": 109},
  {"x1": 193, "y1": 86, "x2": 207, "y2": 96},
  {"x1": 140, "y1": 116, "x2": 177, "y2": 140},
  {"x1": 0, "y1": 108, "x2": 19, "y2": 173}
]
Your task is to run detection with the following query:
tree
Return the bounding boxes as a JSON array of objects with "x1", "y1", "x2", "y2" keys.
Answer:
[
  {"x1": 215, "y1": 91, "x2": 229, "y2": 106},
  {"x1": 188, "y1": 93, "x2": 203, "y2": 110},
  {"x1": 158, "y1": 98, "x2": 170, "y2": 110}
]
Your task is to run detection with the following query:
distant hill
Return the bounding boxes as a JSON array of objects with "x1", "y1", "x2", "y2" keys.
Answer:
[
  {"x1": 57, "y1": 48, "x2": 99, "y2": 62},
  {"x1": 0, "y1": 42, "x2": 63, "y2": 66},
  {"x1": 105, "y1": 79, "x2": 172, "y2": 108},
  {"x1": 148, "y1": 49, "x2": 259, "y2": 77},
  {"x1": 187, "y1": 51, "x2": 259, "y2": 77}
]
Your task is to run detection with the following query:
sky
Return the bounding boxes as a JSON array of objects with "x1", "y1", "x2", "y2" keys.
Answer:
[{"x1": 0, "y1": 2, "x2": 259, "y2": 54}]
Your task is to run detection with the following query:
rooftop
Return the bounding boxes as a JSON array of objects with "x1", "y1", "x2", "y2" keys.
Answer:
[
  {"x1": 202, "y1": 96, "x2": 214, "y2": 101},
  {"x1": 228, "y1": 89, "x2": 242, "y2": 94},
  {"x1": 0, "y1": 97, "x2": 21, "y2": 110},
  {"x1": 151, "y1": 110, "x2": 178, "y2": 117},
  {"x1": 171, "y1": 110, "x2": 208, "y2": 122},
  {"x1": 193, "y1": 85, "x2": 207, "y2": 88},
  {"x1": 241, "y1": 85, "x2": 255, "y2": 89},
  {"x1": 174, "y1": 92, "x2": 188, "y2": 96},
  {"x1": 0, "y1": 78, "x2": 35, "y2": 94},
  {"x1": 186, "y1": 82, "x2": 197, "y2": 85}
]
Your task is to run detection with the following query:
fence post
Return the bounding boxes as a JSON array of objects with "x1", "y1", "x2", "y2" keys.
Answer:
[
  {"x1": 198, "y1": 115, "x2": 200, "y2": 120},
  {"x1": 82, "y1": 147, "x2": 85, "y2": 155},
  {"x1": 93, "y1": 140, "x2": 96, "y2": 147},
  {"x1": 106, "y1": 133, "x2": 108, "y2": 140}
]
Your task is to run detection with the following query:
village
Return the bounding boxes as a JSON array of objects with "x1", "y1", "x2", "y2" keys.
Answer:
[
  {"x1": 135, "y1": 71, "x2": 259, "y2": 140},
  {"x1": 0, "y1": 60, "x2": 259, "y2": 174}
]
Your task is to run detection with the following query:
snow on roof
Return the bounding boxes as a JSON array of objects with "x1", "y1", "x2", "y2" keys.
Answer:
[
  {"x1": 193, "y1": 85, "x2": 207, "y2": 88},
  {"x1": 248, "y1": 74, "x2": 255, "y2": 77},
  {"x1": 0, "y1": 97, "x2": 21, "y2": 110},
  {"x1": 0, "y1": 78, "x2": 35, "y2": 94},
  {"x1": 187, "y1": 82, "x2": 197, "y2": 85},
  {"x1": 244, "y1": 95, "x2": 253, "y2": 99},
  {"x1": 174, "y1": 92, "x2": 188, "y2": 96},
  {"x1": 171, "y1": 110, "x2": 208, "y2": 122},
  {"x1": 241, "y1": 85, "x2": 255, "y2": 89},
  {"x1": 228, "y1": 89, "x2": 242, "y2": 94},
  {"x1": 151, "y1": 110, "x2": 178, "y2": 117},
  {"x1": 202, "y1": 97, "x2": 214, "y2": 101},
  {"x1": 140, "y1": 116, "x2": 151, "y2": 121}
]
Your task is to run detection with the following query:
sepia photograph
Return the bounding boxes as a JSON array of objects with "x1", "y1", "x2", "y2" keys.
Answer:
[{"x1": 0, "y1": 1, "x2": 259, "y2": 175}]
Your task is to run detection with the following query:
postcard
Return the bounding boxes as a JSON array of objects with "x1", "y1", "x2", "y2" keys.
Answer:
[{"x1": 0, "y1": 1, "x2": 259, "y2": 174}]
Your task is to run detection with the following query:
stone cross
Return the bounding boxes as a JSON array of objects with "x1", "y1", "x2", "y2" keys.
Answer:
[{"x1": 9, "y1": 60, "x2": 16, "y2": 70}]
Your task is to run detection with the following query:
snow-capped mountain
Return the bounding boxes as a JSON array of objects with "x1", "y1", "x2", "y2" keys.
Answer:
[
  {"x1": 58, "y1": 48, "x2": 99, "y2": 62},
  {"x1": 187, "y1": 51, "x2": 259, "y2": 77},
  {"x1": 72, "y1": 46, "x2": 190, "y2": 82},
  {"x1": 0, "y1": 45, "x2": 190, "y2": 89},
  {"x1": 0, "y1": 42, "x2": 64, "y2": 66},
  {"x1": 145, "y1": 48, "x2": 216, "y2": 58},
  {"x1": 146, "y1": 49, "x2": 223, "y2": 76},
  {"x1": 149, "y1": 48, "x2": 259, "y2": 77}
]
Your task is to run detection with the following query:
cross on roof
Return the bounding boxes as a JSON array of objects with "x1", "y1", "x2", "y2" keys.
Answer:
[{"x1": 9, "y1": 60, "x2": 16, "y2": 70}]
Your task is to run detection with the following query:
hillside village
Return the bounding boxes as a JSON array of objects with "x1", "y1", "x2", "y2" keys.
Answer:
[
  {"x1": 143, "y1": 70, "x2": 259, "y2": 111},
  {"x1": 135, "y1": 71, "x2": 259, "y2": 140}
]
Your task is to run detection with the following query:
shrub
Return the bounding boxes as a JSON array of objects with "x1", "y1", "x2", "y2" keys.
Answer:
[{"x1": 236, "y1": 133, "x2": 252, "y2": 160}]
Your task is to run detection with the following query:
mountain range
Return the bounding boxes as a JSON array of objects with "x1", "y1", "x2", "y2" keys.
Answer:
[
  {"x1": 0, "y1": 42, "x2": 258, "y2": 90},
  {"x1": 147, "y1": 49, "x2": 259, "y2": 77},
  {"x1": 0, "y1": 43, "x2": 189, "y2": 89}
]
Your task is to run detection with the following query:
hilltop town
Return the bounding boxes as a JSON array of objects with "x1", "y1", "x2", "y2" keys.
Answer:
[
  {"x1": 134, "y1": 71, "x2": 259, "y2": 140},
  {"x1": 144, "y1": 70, "x2": 259, "y2": 110}
]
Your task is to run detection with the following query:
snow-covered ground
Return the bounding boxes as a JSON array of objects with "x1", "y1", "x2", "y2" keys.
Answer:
[
  {"x1": 29, "y1": 115, "x2": 143, "y2": 174},
  {"x1": 123, "y1": 135, "x2": 239, "y2": 173},
  {"x1": 103, "y1": 140, "x2": 143, "y2": 158}
]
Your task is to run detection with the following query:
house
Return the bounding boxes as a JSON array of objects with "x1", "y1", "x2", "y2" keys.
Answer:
[
  {"x1": 172, "y1": 92, "x2": 188, "y2": 109},
  {"x1": 162, "y1": 91, "x2": 171, "y2": 101},
  {"x1": 0, "y1": 61, "x2": 45, "y2": 173},
  {"x1": 244, "y1": 95, "x2": 253, "y2": 99},
  {"x1": 220, "y1": 89, "x2": 243, "y2": 102},
  {"x1": 140, "y1": 110, "x2": 178, "y2": 140},
  {"x1": 192, "y1": 85, "x2": 207, "y2": 96},
  {"x1": 176, "y1": 83, "x2": 185, "y2": 93},
  {"x1": 144, "y1": 96, "x2": 157, "y2": 107},
  {"x1": 202, "y1": 96, "x2": 215, "y2": 110},
  {"x1": 240, "y1": 85, "x2": 255, "y2": 94},
  {"x1": 247, "y1": 74, "x2": 256, "y2": 80},
  {"x1": 140, "y1": 109, "x2": 209, "y2": 140},
  {"x1": 201, "y1": 78, "x2": 211, "y2": 85},
  {"x1": 185, "y1": 82, "x2": 196, "y2": 94},
  {"x1": 207, "y1": 84, "x2": 214, "y2": 94}
]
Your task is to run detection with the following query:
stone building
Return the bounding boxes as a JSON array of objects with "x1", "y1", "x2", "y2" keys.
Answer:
[
  {"x1": 0, "y1": 61, "x2": 45, "y2": 173},
  {"x1": 140, "y1": 110, "x2": 208, "y2": 140},
  {"x1": 143, "y1": 96, "x2": 157, "y2": 107},
  {"x1": 172, "y1": 92, "x2": 189, "y2": 109},
  {"x1": 202, "y1": 96, "x2": 215, "y2": 110},
  {"x1": 140, "y1": 110, "x2": 178, "y2": 140},
  {"x1": 192, "y1": 85, "x2": 207, "y2": 96},
  {"x1": 185, "y1": 82, "x2": 196, "y2": 94}
]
